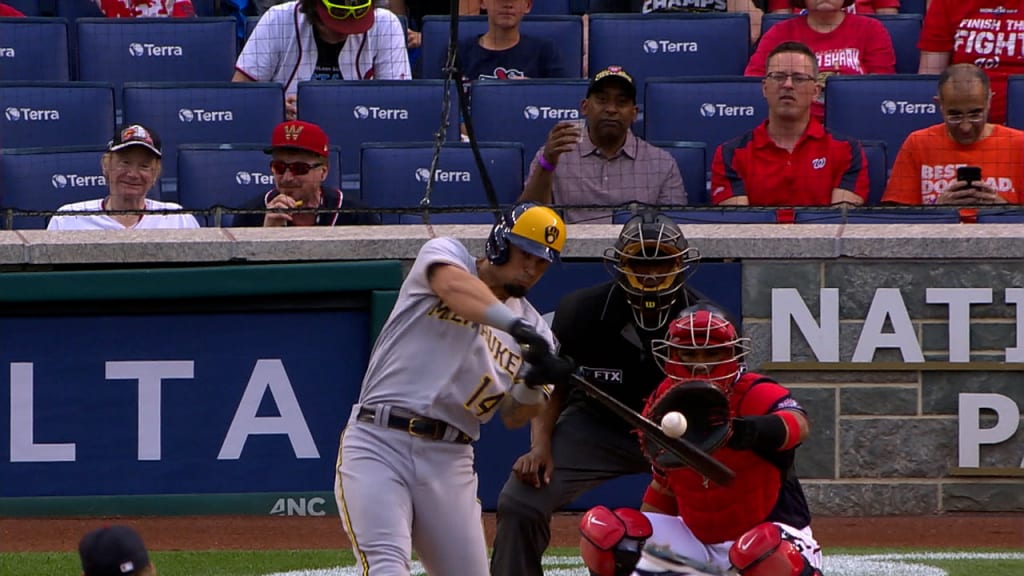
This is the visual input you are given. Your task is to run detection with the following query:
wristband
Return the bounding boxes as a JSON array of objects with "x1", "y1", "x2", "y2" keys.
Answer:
[
  {"x1": 483, "y1": 302, "x2": 520, "y2": 333},
  {"x1": 510, "y1": 380, "x2": 548, "y2": 405},
  {"x1": 537, "y1": 154, "x2": 556, "y2": 172}
]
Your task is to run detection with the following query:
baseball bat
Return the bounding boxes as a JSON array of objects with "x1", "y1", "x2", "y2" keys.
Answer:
[{"x1": 568, "y1": 373, "x2": 735, "y2": 487}]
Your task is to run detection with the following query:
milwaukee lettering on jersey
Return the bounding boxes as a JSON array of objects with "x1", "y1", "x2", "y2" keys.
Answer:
[
  {"x1": 426, "y1": 301, "x2": 473, "y2": 326},
  {"x1": 818, "y1": 48, "x2": 864, "y2": 73},
  {"x1": 478, "y1": 325, "x2": 522, "y2": 377}
]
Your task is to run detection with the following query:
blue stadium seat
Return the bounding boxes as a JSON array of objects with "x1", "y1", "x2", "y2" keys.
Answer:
[
  {"x1": 76, "y1": 18, "x2": 237, "y2": 105},
  {"x1": 825, "y1": 74, "x2": 941, "y2": 168},
  {"x1": 529, "y1": 0, "x2": 571, "y2": 15},
  {"x1": 122, "y1": 82, "x2": 284, "y2": 181},
  {"x1": 793, "y1": 208, "x2": 846, "y2": 224},
  {"x1": 0, "y1": 82, "x2": 115, "y2": 148},
  {"x1": 1007, "y1": 76, "x2": 1024, "y2": 130},
  {"x1": 589, "y1": 14, "x2": 750, "y2": 106},
  {"x1": 55, "y1": 0, "x2": 102, "y2": 19},
  {"x1": 612, "y1": 208, "x2": 780, "y2": 224},
  {"x1": 298, "y1": 80, "x2": 459, "y2": 180},
  {"x1": 5, "y1": 0, "x2": 42, "y2": 15},
  {"x1": 761, "y1": 14, "x2": 920, "y2": 74},
  {"x1": 360, "y1": 142, "x2": 524, "y2": 224},
  {"x1": 649, "y1": 141, "x2": 708, "y2": 206},
  {"x1": 976, "y1": 208, "x2": 1024, "y2": 224},
  {"x1": 861, "y1": 140, "x2": 888, "y2": 206},
  {"x1": 176, "y1": 143, "x2": 343, "y2": 226},
  {"x1": 587, "y1": 0, "x2": 633, "y2": 12},
  {"x1": 0, "y1": 18, "x2": 70, "y2": 81},
  {"x1": 470, "y1": 79, "x2": 588, "y2": 172},
  {"x1": 899, "y1": 0, "x2": 927, "y2": 14},
  {"x1": 0, "y1": 146, "x2": 163, "y2": 229},
  {"x1": 420, "y1": 15, "x2": 583, "y2": 79},
  {"x1": 645, "y1": 77, "x2": 767, "y2": 173},
  {"x1": 843, "y1": 207, "x2": 962, "y2": 224}
]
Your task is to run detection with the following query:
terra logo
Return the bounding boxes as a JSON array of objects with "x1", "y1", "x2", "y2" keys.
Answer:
[
  {"x1": 235, "y1": 171, "x2": 252, "y2": 185},
  {"x1": 414, "y1": 168, "x2": 432, "y2": 183},
  {"x1": 524, "y1": 106, "x2": 540, "y2": 120},
  {"x1": 4, "y1": 107, "x2": 20, "y2": 121},
  {"x1": 699, "y1": 103, "x2": 717, "y2": 118},
  {"x1": 51, "y1": 174, "x2": 105, "y2": 188},
  {"x1": 643, "y1": 40, "x2": 661, "y2": 54},
  {"x1": 353, "y1": 105, "x2": 370, "y2": 119},
  {"x1": 178, "y1": 109, "x2": 195, "y2": 122},
  {"x1": 129, "y1": 43, "x2": 145, "y2": 57},
  {"x1": 128, "y1": 43, "x2": 183, "y2": 56},
  {"x1": 51, "y1": 174, "x2": 67, "y2": 188},
  {"x1": 881, "y1": 100, "x2": 937, "y2": 115},
  {"x1": 643, "y1": 39, "x2": 698, "y2": 54},
  {"x1": 178, "y1": 108, "x2": 234, "y2": 122}
]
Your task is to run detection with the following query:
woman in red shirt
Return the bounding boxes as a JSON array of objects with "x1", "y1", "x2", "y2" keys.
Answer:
[
  {"x1": 918, "y1": 0, "x2": 1024, "y2": 124},
  {"x1": 746, "y1": 0, "x2": 896, "y2": 120},
  {"x1": 0, "y1": 2, "x2": 25, "y2": 15}
]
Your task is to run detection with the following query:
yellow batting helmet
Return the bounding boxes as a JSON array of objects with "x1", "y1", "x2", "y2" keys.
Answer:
[{"x1": 486, "y1": 202, "x2": 566, "y2": 265}]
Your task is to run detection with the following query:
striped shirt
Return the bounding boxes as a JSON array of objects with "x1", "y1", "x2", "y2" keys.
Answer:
[{"x1": 527, "y1": 131, "x2": 686, "y2": 224}]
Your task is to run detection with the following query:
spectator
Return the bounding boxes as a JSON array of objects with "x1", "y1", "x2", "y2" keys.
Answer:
[
  {"x1": 918, "y1": 0, "x2": 1024, "y2": 125},
  {"x1": 713, "y1": 41, "x2": 869, "y2": 206},
  {"x1": 763, "y1": 0, "x2": 898, "y2": 14},
  {"x1": 79, "y1": 525, "x2": 157, "y2": 576},
  {"x1": 490, "y1": 211, "x2": 719, "y2": 576},
  {"x1": 0, "y1": 1, "x2": 25, "y2": 15},
  {"x1": 519, "y1": 66, "x2": 685, "y2": 223},
  {"x1": 47, "y1": 125, "x2": 199, "y2": 231},
  {"x1": 93, "y1": 0, "x2": 194, "y2": 17},
  {"x1": 234, "y1": 120, "x2": 381, "y2": 226},
  {"x1": 634, "y1": 0, "x2": 766, "y2": 45},
  {"x1": 388, "y1": 0, "x2": 481, "y2": 48},
  {"x1": 746, "y1": 0, "x2": 896, "y2": 120},
  {"x1": 457, "y1": 0, "x2": 569, "y2": 81},
  {"x1": 883, "y1": 63, "x2": 1024, "y2": 205},
  {"x1": 578, "y1": 306, "x2": 821, "y2": 576},
  {"x1": 234, "y1": 0, "x2": 411, "y2": 120}
]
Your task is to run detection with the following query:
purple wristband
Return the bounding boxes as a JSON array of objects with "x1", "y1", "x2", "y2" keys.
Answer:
[{"x1": 537, "y1": 154, "x2": 556, "y2": 172}]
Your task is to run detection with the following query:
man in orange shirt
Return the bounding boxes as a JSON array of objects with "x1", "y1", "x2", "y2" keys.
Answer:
[{"x1": 883, "y1": 63, "x2": 1024, "y2": 206}]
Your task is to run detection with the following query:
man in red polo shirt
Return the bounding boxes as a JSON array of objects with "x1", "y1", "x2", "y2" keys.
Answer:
[{"x1": 711, "y1": 41, "x2": 869, "y2": 206}]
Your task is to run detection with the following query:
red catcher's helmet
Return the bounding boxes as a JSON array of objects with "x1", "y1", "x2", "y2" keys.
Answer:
[{"x1": 652, "y1": 304, "x2": 750, "y2": 392}]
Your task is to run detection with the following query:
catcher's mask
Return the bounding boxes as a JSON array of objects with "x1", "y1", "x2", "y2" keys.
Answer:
[
  {"x1": 603, "y1": 211, "x2": 698, "y2": 331},
  {"x1": 652, "y1": 304, "x2": 750, "y2": 392},
  {"x1": 486, "y1": 202, "x2": 566, "y2": 265}
]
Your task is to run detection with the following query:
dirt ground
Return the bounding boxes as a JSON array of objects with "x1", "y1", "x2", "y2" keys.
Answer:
[{"x1": 2, "y1": 513, "x2": 1022, "y2": 553}]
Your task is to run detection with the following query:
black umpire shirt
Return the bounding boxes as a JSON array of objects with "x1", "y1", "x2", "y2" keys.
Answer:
[{"x1": 552, "y1": 280, "x2": 723, "y2": 432}]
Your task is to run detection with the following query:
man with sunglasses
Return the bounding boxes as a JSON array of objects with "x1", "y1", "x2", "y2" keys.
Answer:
[
  {"x1": 711, "y1": 41, "x2": 868, "y2": 206},
  {"x1": 234, "y1": 120, "x2": 380, "y2": 227},
  {"x1": 234, "y1": 0, "x2": 410, "y2": 120},
  {"x1": 882, "y1": 63, "x2": 1024, "y2": 206}
]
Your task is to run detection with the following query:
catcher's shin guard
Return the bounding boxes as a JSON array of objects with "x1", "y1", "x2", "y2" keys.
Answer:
[
  {"x1": 579, "y1": 506, "x2": 653, "y2": 576},
  {"x1": 729, "y1": 523, "x2": 820, "y2": 576}
]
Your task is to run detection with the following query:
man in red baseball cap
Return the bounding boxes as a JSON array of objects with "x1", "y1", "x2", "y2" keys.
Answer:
[
  {"x1": 234, "y1": 120, "x2": 380, "y2": 227},
  {"x1": 233, "y1": 0, "x2": 410, "y2": 120}
]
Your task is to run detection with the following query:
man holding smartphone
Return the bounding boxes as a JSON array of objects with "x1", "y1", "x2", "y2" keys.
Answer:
[{"x1": 883, "y1": 63, "x2": 1024, "y2": 205}]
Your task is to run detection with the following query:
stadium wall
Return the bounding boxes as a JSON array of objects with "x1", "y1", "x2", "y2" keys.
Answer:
[{"x1": 1, "y1": 224, "x2": 1021, "y2": 517}]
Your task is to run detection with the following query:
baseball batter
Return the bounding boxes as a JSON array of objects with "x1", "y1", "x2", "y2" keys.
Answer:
[{"x1": 335, "y1": 202, "x2": 571, "y2": 576}]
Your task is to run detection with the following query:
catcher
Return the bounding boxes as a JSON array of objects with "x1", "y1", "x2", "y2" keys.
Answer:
[{"x1": 579, "y1": 304, "x2": 824, "y2": 576}]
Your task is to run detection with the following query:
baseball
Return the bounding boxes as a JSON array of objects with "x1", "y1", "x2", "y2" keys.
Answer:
[{"x1": 660, "y1": 411, "x2": 687, "y2": 438}]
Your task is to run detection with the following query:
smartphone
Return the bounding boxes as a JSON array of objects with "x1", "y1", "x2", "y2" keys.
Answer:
[{"x1": 956, "y1": 166, "x2": 983, "y2": 185}]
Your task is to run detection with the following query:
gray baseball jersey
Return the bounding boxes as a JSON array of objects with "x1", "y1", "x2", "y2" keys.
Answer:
[{"x1": 358, "y1": 235, "x2": 555, "y2": 439}]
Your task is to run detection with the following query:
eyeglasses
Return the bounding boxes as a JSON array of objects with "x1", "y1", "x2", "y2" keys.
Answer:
[
  {"x1": 270, "y1": 160, "x2": 324, "y2": 175},
  {"x1": 764, "y1": 72, "x2": 817, "y2": 86},
  {"x1": 320, "y1": 0, "x2": 371, "y2": 20},
  {"x1": 944, "y1": 111, "x2": 986, "y2": 125}
]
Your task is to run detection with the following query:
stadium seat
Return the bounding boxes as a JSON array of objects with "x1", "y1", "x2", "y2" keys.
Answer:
[
  {"x1": 121, "y1": 82, "x2": 285, "y2": 181},
  {"x1": 589, "y1": 13, "x2": 751, "y2": 106},
  {"x1": 843, "y1": 207, "x2": 962, "y2": 224},
  {"x1": 759, "y1": 13, "x2": 794, "y2": 38},
  {"x1": 360, "y1": 142, "x2": 524, "y2": 224},
  {"x1": 469, "y1": 79, "x2": 588, "y2": 172},
  {"x1": 0, "y1": 146, "x2": 163, "y2": 229},
  {"x1": 1007, "y1": 76, "x2": 1024, "y2": 130},
  {"x1": 529, "y1": 0, "x2": 571, "y2": 15},
  {"x1": 55, "y1": 0, "x2": 102, "y2": 19},
  {"x1": 76, "y1": 18, "x2": 237, "y2": 105},
  {"x1": 5, "y1": 0, "x2": 42, "y2": 15},
  {"x1": 644, "y1": 77, "x2": 767, "y2": 173},
  {"x1": 824, "y1": 74, "x2": 942, "y2": 168},
  {"x1": 899, "y1": 0, "x2": 927, "y2": 14},
  {"x1": 861, "y1": 140, "x2": 888, "y2": 206},
  {"x1": 0, "y1": 82, "x2": 115, "y2": 149},
  {"x1": 0, "y1": 18, "x2": 70, "y2": 81},
  {"x1": 649, "y1": 141, "x2": 708, "y2": 206},
  {"x1": 587, "y1": 0, "x2": 633, "y2": 12},
  {"x1": 976, "y1": 208, "x2": 1024, "y2": 223},
  {"x1": 420, "y1": 15, "x2": 584, "y2": 79},
  {"x1": 297, "y1": 80, "x2": 459, "y2": 180},
  {"x1": 176, "y1": 143, "x2": 343, "y2": 226}
]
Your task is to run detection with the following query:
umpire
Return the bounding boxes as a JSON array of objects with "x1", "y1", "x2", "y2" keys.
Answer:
[{"x1": 491, "y1": 209, "x2": 725, "y2": 576}]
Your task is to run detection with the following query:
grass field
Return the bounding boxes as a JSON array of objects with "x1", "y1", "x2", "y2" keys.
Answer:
[{"x1": 2, "y1": 548, "x2": 1023, "y2": 576}]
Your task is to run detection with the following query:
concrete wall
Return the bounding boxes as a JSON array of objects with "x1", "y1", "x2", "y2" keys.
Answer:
[{"x1": 7, "y1": 223, "x2": 1023, "y2": 516}]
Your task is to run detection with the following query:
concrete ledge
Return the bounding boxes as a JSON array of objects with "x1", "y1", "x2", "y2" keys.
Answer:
[{"x1": 0, "y1": 223, "x2": 1017, "y2": 265}]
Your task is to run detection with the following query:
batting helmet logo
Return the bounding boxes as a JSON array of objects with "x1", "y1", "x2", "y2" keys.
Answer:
[
  {"x1": 486, "y1": 202, "x2": 566, "y2": 265},
  {"x1": 544, "y1": 224, "x2": 560, "y2": 245}
]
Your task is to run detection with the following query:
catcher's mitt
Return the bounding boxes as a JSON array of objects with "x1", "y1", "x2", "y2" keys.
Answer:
[{"x1": 640, "y1": 380, "x2": 732, "y2": 469}]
